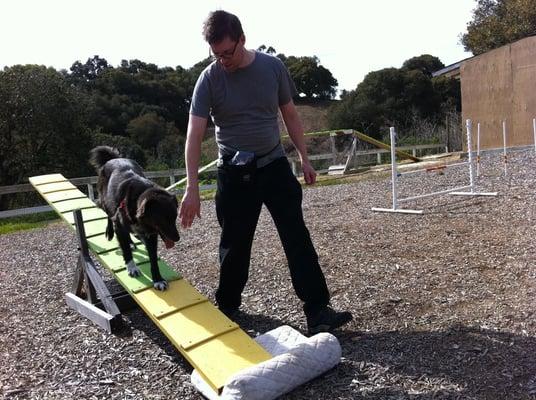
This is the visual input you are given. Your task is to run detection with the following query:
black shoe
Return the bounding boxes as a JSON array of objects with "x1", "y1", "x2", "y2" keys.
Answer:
[
  {"x1": 218, "y1": 306, "x2": 239, "y2": 320},
  {"x1": 307, "y1": 305, "x2": 353, "y2": 334}
]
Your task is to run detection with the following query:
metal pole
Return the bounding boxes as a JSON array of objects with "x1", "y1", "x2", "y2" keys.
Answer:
[
  {"x1": 502, "y1": 120, "x2": 507, "y2": 177},
  {"x1": 389, "y1": 127, "x2": 398, "y2": 210},
  {"x1": 533, "y1": 118, "x2": 536, "y2": 154},
  {"x1": 466, "y1": 120, "x2": 475, "y2": 193},
  {"x1": 476, "y1": 122, "x2": 481, "y2": 178}
]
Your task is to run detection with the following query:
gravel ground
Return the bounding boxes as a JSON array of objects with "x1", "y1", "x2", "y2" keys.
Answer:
[{"x1": 1, "y1": 149, "x2": 535, "y2": 400}]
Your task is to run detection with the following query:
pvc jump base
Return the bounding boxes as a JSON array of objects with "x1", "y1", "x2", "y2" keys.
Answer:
[
  {"x1": 372, "y1": 122, "x2": 497, "y2": 214},
  {"x1": 30, "y1": 173, "x2": 341, "y2": 399}
]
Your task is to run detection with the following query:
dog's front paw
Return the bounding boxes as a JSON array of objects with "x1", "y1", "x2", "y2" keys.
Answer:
[
  {"x1": 153, "y1": 280, "x2": 168, "y2": 291},
  {"x1": 126, "y1": 260, "x2": 141, "y2": 277}
]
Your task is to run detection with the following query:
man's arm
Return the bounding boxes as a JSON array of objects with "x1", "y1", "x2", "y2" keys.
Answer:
[
  {"x1": 279, "y1": 99, "x2": 317, "y2": 185},
  {"x1": 179, "y1": 114, "x2": 208, "y2": 228}
]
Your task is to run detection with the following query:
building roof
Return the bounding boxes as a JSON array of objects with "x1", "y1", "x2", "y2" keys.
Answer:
[{"x1": 432, "y1": 56, "x2": 474, "y2": 78}]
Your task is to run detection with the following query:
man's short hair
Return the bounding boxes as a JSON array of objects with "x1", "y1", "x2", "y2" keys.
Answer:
[{"x1": 203, "y1": 10, "x2": 243, "y2": 44}]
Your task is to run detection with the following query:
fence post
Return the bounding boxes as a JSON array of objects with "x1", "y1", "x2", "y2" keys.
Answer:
[
  {"x1": 377, "y1": 153, "x2": 381, "y2": 165},
  {"x1": 329, "y1": 134, "x2": 337, "y2": 164},
  {"x1": 87, "y1": 184, "x2": 94, "y2": 201},
  {"x1": 169, "y1": 174, "x2": 175, "y2": 187},
  {"x1": 291, "y1": 160, "x2": 297, "y2": 176}
]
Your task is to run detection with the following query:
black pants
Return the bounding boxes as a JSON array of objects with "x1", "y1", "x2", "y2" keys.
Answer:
[{"x1": 215, "y1": 157, "x2": 330, "y2": 317}]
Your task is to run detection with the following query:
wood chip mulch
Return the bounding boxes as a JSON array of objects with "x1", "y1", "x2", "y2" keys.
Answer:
[{"x1": 1, "y1": 149, "x2": 535, "y2": 400}]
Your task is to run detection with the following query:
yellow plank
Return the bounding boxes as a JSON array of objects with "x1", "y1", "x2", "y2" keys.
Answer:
[
  {"x1": 87, "y1": 233, "x2": 121, "y2": 253},
  {"x1": 186, "y1": 329, "x2": 272, "y2": 391},
  {"x1": 81, "y1": 219, "x2": 108, "y2": 237},
  {"x1": 29, "y1": 174, "x2": 67, "y2": 186},
  {"x1": 38, "y1": 181, "x2": 78, "y2": 194},
  {"x1": 62, "y1": 207, "x2": 107, "y2": 224},
  {"x1": 157, "y1": 302, "x2": 239, "y2": 350},
  {"x1": 54, "y1": 197, "x2": 96, "y2": 213},
  {"x1": 114, "y1": 260, "x2": 181, "y2": 293},
  {"x1": 97, "y1": 246, "x2": 150, "y2": 272},
  {"x1": 44, "y1": 189, "x2": 87, "y2": 203},
  {"x1": 134, "y1": 279, "x2": 208, "y2": 319}
]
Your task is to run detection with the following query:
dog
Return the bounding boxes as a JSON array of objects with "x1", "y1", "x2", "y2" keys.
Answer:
[{"x1": 89, "y1": 146, "x2": 180, "y2": 290}]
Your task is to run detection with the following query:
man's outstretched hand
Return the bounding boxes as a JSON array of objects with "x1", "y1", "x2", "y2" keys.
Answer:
[{"x1": 179, "y1": 187, "x2": 201, "y2": 228}]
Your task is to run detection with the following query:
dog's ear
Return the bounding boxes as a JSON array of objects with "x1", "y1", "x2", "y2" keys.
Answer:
[{"x1": 136, "y1": 198, "x2": 150, "y2": 220}]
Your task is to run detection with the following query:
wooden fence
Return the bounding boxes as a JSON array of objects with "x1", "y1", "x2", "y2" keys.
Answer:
[{"x1": 0, "y1": 143, "x2": 446, "y2": 219}]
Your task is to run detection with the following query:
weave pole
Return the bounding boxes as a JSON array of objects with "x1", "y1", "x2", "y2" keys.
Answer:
[
  {"x1": 533, "y1": 118, "x2": 536, "y2": 155},
  {"x1": 476, "y1": 122, "x2": 481, "y2": 178},
  {"x1": 502, "y1": 120, "x2": 508, "y2": 177},
  {"x1": 449, "y1": 119, "x2": 497, "y2": 197}
]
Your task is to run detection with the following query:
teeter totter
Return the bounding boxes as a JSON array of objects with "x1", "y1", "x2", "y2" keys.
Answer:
[{"x1": 30, "y1": 173, "x2": 342, "y2": 400}]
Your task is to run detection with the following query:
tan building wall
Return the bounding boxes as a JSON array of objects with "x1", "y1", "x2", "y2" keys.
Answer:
[{"x1": 461, "y1": 36, "x2": 536, "y2": 150}]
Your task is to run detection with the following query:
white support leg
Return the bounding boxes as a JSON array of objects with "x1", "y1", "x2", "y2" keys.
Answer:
[
  {"x1": 450, "y1": 120, "x2": 497, "y2": 197},
  {"x1": 372, "y1": 127, "x2": 424, "y2": 214},
  {"x1": 370, "y1": 207, "x2": 424, "y2": 214}
]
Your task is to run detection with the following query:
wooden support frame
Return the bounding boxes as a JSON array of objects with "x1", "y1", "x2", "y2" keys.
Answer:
[{"x1": 66, "y1": 209, "x2": 136, "y2": 333}]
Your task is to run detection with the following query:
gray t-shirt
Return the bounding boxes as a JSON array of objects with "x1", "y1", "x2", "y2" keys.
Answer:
[{"x1": 190, "y1": 51, "x2": 297, "y2": 167}]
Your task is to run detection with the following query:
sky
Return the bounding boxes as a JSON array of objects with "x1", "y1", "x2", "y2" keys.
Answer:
[{"x1": 1, "y1": 0, "x2": 476, "y2": 93}]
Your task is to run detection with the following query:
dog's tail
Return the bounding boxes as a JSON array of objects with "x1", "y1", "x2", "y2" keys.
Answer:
[{"x1": 89, "y1": 146, "x2": 121, "y2": 170}]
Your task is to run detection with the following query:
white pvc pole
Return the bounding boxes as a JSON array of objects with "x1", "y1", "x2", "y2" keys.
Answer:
[
  {"x1": 502, "y1": 120, "x2": 507, "y2": 177},
  {"x1": 476, "y1": 122, "x2": 481, "y2": 178},
  {"x1": 466, "y1": 119, "x2": 475, "y2": 193},
  {"x1": 533, "y1": 118, "x2": 536, "y2": 154},
  {"x1": 389, "y1": 127, "x2": 398, "y2": 210}
]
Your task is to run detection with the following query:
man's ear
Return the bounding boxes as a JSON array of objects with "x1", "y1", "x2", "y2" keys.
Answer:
[{"x1": 136, "y1": 198, "x2": 148, "y2": 220}]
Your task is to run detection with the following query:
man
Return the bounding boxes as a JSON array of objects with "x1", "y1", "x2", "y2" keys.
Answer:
[{"x1": 179, "y1": 10, "x2": 352, "y2": 334}]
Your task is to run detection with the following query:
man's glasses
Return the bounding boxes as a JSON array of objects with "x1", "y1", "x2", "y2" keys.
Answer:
[{"x1": 211, "y1": 41, "x2": 239, "y2": 60}]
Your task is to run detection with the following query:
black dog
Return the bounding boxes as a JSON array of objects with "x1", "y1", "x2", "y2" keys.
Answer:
[{"x1": 90, "y1": 146, "x2": 180, "y2": 290}]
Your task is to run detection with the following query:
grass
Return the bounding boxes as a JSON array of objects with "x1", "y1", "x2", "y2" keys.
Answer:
[{"x1": 0, "y1": 212, "x2": 59, "y2": 235}]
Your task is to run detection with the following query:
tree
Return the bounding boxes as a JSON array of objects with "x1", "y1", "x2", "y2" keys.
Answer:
[
  {"x1": 432, "y1": 76, "x2": 461, "y2": 112},
  {"x1": 327, "y1": 58, "x2": 455, "y2": 138},
  {"x1": 69, "y1": 55, "x2": 111, "y2": 84},
  {"x1": 402, "y1": 55, "x2": 445, "y2": 77},
  {"x1": 283, "y1": 56, "x2": 338, "y2": 100},
  {"x1": 91, "y1": 131, "x2": 146, "y2": 166},
  {"x1": 156, "y1": 134, "x2": 185, "y2": 169},
  {"x1": 125, "y1": 112, "x2": 169, "y2": 155},
  {"x1": 461, "y1": 0, "x2": 536, "y2": 55},
  {"x1": 257, "y1": 45, "x2": 276, "y2": 54},
  {"x1": 0, "y1": 65, "x2": 92, "y2": 189},
  {"x1": 74, "y1": 61, "x2": 193, "y2": 136}
]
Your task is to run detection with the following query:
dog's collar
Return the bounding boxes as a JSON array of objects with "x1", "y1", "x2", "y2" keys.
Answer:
[{"x1": 119, "y1": 199, "x2": 133, "y2": 223}]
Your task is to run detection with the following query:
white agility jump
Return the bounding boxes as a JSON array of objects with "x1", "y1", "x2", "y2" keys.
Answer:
[
  {"x1": 474, "y1": 120, "x2": 508, "y2": 177},
  {"x1": 372, "y1": 120, "x2": 497, "y2": 214},
  {"x1": 475, "y1": 117, "x2": 536, "y2": 179}
]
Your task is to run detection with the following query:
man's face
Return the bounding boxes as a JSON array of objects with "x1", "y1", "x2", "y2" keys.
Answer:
[{"x1": 211, "y1": 36, "x2": 243, "y2": 72}]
